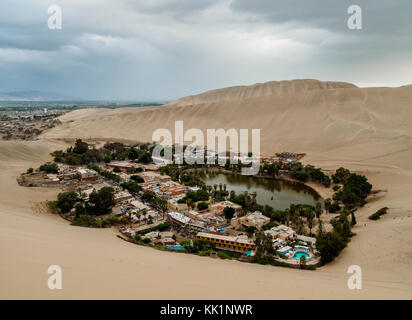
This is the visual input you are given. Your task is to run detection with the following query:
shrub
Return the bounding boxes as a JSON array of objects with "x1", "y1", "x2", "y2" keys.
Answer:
[
  {"x1": 71, "y1": 214, "x2": 102, "y2": 228},
  {"x1": 100, "y1": 170, "x2": 121, "y2": 183},
  {"x1": 87, "y1": 163, "x2": 101, "y2": 173},
  {"x1": 328, "y1": 201, "x2": 341, "y2": 213},
  {"x1": 244, "y1": 226, "x2": 257, "y2": 234},
  {"x1": 39, "y1": 162, "x2": 59, "y2": 174},
  {"x1": 142, "y1": 237, "x2": 151, "y2": 244},
  {"x1": 130, "y1": 175, "x2": 144, "y2": 183},
  {"x1": 47, "y1": 201, "x2": 58, "y2": 214},
  {"x1": 217, "y1": 251, "x2": 232, "y2": 260},
  {"x1": 156, "y1": 222, "x2": 170, "y2": 231},
  {"x1": 197, "y1": 202, "x2": 209, "y2": 210},
  {"x1": 198, "y1": 249, "x2": 213, "y2": 257},
  {"x1": 74, "y1": 202, "x2": 86, "y2": 217},
  {"x1": 102, "y1": 215, "x2": 120, "y2": 226},
  {"x1": 27, "y1": 168, "x2": 34, "y2": 174},
  {"x1": 368, "y1": 207, "x2": 388, "y2": 220}
]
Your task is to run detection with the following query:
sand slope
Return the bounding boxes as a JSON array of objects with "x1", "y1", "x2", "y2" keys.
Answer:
[
  {"x1": 1, "y1": 80, "x2": 412, "y2": 299},
  {"x1": 165, "y1": 79, "x2": 358, "y2": 107},
  {"x1": 44, "y1": 80, "x2": 412, "y2": 169}
]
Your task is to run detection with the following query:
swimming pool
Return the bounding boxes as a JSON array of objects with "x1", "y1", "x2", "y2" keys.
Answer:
[
  {"x1": 293, "y1": 252, "x2": 310, "y2": 259},
  {"x1": 167, "y1": 245, "x2": 185, "y2": 250}
]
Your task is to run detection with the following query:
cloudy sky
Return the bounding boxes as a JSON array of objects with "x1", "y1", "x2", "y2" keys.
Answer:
[{"x1": 0, "y1": 0, "x2": 411, "y2": 100}]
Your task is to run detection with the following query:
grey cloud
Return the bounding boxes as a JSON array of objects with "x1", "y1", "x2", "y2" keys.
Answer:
[
  {"x1": 124, "y1": 0, "x2": 220, "y2": 15},
  {"x1": 0, "y1": 0, "x2": 411, "y2": 100},
  {"x1": 230, "y1": 0, "x2": 412, "y2": 34}
]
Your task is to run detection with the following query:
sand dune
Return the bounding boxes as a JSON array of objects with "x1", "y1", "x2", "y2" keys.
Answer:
[
  {"x1": 1, "y1": 80, "x2": 412, "y2": 299},
  {"x1": 165, "y1": 79, "x2": 358, "y2": 107},
  {"x1": 44, "y1": 80, "x2": 412, "y2": 168}
]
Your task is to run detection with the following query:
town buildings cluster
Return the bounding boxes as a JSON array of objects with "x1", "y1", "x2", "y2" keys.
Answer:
[
  {"x1": 0, "y1": 109, "x2": 65, "y2": 140},
  {"x1": 22, "y1": 150, "x2": 318, "y2": 266}
]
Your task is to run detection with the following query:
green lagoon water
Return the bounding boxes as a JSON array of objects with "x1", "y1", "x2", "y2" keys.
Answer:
[{"x1": 199, "y1": 171, "x2": 322, "y2": 211}]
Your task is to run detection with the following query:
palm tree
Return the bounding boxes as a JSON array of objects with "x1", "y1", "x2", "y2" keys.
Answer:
[
  {"x1": 289, "y1": 204, "x2": 295, "y2": 225},
  {"x1": 251, "y1": 192, "x2": 257, "y2": 207},
  {"x1": 307, "y1": 210, "x2": 315, "y2": 236},
  {"x1": 315, "y1": 202, "x2": 322, "y2": 219},
  {"x1": 297, "y1": 219, "x2": 305, "y2": 235},
  {"x1": 317, "y1": 219, "x2": 324, "y2": 236},
  {"x1": 186, "y1": 198, "x2": 192, "y2": 211},
  {"x1": 324, "y1": 198, "x2": 332, "y2": 213},
  {"x1": 160, "y1": 201, "x2": 168, "y2": 220},
  {"x1": 243, "y1": 191, "x2": 249, "y2": 212},
  {"x1": 286, "y1": 208, "x2": 291, "y2": 226}
]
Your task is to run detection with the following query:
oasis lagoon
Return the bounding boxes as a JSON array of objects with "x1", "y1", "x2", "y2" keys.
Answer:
[{"x1": 199, "y1": 171, "x2": 323, "y2": 211}]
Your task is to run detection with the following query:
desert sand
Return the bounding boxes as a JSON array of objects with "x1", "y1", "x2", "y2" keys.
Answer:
[{"x1": 1, "y1": 79, "x2": 411, "y2": 299}]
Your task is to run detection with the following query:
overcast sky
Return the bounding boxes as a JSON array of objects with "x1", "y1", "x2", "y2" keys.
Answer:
[{"x1": 0, "y1": 0, "x2": 411, "y2": 100}]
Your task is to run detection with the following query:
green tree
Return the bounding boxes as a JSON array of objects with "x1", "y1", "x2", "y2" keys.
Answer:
[
  {"x1": 39, "y1": 162, "x2": 59, "y2": 174},
  {"x1": 351, "y1": 211, "x2": 357, "y2": 226},
  {"x1": 141, "y1": 190, "x2": 156, "y2": 203},
  {"x1": 73, "y1": 139, "x2": 89, "y2": 154},
  {"x1": 315, "y1": 202, "x2": 322, "y2": 219},
  {"x1": 57, "y1": 191, "x2": 79, "y2": 213},
  {"x1": 88, "y1": 187, "x2": 115, "y2": 215},
  {"x1": 197, "y1": 202, "x2": 209, "y2": 211},
  {"x1": 121, "y1": 181, "x2": 142, "y2": 194},
  {"x1": 130, "y1": 175, "x2": 144, "y2": 183},
  {"x1": 300, "y1": 255, "x2": 307, "y2": 269},
  {"x1": 223, "y1": 206, "x2": 235, "y2": 222},
  {"x1": 307, "y1": 210, "x2": 315, "y2": 236},
  {"x1": 254, "y1": 230, "x2": 275, "y2": 261},
  {"x1": 128, "y1": 147, "x2": 139, "y2": 160},
  {"x1": 74, "y1": 202, "x2": 86, "y2": 217},
  {"x1": 332, "y1": 167, "x2": 351, "y2": 184},
  {"x1": 316, "y1": 231, "x2": 347, "y2": 265},
  {"x1": 324, "y1": 198, "x2": 332, "y2": 213}
]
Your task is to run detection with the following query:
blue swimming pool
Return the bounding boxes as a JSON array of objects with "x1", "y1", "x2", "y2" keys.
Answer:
[
  {"x1": 168, "y1": 245, "x2": 185, "y2": 250},
  {"x1": 293, "y1": 252, "x2": 309, "y2": 259}
]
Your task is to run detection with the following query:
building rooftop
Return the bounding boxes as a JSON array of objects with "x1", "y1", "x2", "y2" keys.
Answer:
[
  {"x1": 197, "y1": 232, "x2": 254, "y2": 245},
  {"x1": 167, "y1": 211, "x2": 190, "y2": 224}
]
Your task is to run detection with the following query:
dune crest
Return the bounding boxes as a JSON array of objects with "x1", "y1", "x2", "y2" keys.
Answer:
[{"x1": 166, "y1": 79, "x2": 358, "y2": 107}]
